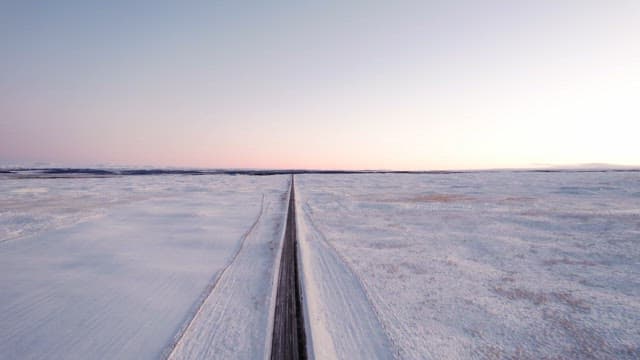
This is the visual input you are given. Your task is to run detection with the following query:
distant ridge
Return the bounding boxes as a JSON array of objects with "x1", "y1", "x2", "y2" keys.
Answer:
[{"x1": 2, "y1": 167, "x2": 639, "y2": 178}]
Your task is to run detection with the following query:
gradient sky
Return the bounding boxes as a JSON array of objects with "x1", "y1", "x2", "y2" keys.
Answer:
[{"x1": 1, "y1": 1, "x2": 639, "y2": 170}]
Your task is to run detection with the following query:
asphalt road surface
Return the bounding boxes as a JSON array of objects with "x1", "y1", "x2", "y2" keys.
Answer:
[{"x1": 271, "y1": 176, "x2": 307, "y2": 360}]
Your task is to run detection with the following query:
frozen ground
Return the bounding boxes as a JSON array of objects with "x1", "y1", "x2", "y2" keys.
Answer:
[
  {"x1": 3, "y1": 171, "x2": 639, "y2": 359},
  {"x1": 296, "y1": 172, "x2": 640, "y2": 359},
  {"x1": 167, "y1": 179, "x2": 289, "y2": 359},
  {"x1": 0, "y1": 174, "x2": 289, "y2": 359}
]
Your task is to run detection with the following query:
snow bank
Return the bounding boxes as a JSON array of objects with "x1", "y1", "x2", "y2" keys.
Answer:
[
  {"x1": 167, "y1": 179, "x2": 290, "y2": 360},
  {"x1": 296, "y1": 187, "x2": 395, "y2": 360}
]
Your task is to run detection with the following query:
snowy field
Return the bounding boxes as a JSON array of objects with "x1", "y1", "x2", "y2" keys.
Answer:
[
  {"x1": 0, "y1": 174, "x2": 289, "y2": 359},
  {"x1": 2, "y1": 170, "x2": 639, "y2": 359},
  {"x1": 296, "y1": 172, "x2": 640, "y2": 359}
]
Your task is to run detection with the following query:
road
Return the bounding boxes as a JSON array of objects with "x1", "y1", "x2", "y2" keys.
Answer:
[{"x1": 271, "y1": 175, "x2": 307, "y2": 360}]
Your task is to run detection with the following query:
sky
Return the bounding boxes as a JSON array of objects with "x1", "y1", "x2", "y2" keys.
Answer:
[{"x1": 1, "y1": 1, "x2": 639, "y2": 170}]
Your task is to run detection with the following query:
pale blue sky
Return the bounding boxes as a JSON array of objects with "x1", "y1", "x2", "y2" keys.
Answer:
[{"x1": 1, "y1": 1, "x2": 639, "y2": 169}]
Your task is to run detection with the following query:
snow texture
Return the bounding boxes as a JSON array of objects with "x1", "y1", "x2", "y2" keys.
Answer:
[
  {"x1": 296, "y1": 172, "x2": 640, "y2": 359},
  {"x1": 0, "y1": 174, "x2": 289, "y2": 360},
  {"x1": 297, "y1": 190, "x2": 395, "y2": 359},
  {"x1": 167, "y1": 179, "x2": 289, "y2": 359}
]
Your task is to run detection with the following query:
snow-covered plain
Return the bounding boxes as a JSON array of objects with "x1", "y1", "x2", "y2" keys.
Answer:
[
  {"x1": 0, "y1": 174, "x2": 289, "y2": 359},
  {"x1": 296, "y1": 172, "x2": 640, "y2": 359}
]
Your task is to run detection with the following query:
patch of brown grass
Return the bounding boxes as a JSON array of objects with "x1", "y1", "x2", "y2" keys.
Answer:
[
  {"x1": 360, "y1": 193, "x2": 476, "y2": 203},
  {"x1": 493, "y1": 286, "x2": 590, "y2": 312},
  {"x1": 407, "y1": 194, "x2": 475, "y2": 203},
  {"x1": 502, "y1": 196, "x2": 536, "y2": 202},
  {"x1": 543, "y1": 257, "x2": 598, "y2": 266}
]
